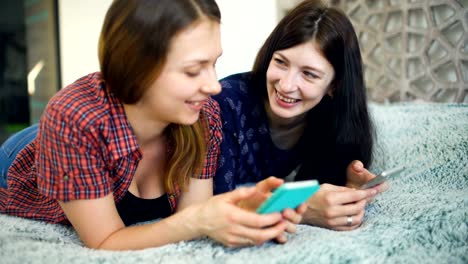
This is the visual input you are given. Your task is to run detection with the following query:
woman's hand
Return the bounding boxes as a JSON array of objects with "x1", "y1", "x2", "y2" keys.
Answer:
[
  {"x1": 237, "y1": 176, "x2": 306, "y2": 244},
  {"x1": 346, "y1": 160, "x2": 389, "y2": 201},
  {"x1": 237, "y1": 176, "x2": 283, "y2": 212},
  {"x1": 275, "y1": 203, "x2": 307, "y2": 243},
  {"x1": 242, "y1": 177, "x2": 306, "y2": 243},
  {"x1": 190, "y1": 187, "x2": 288, "y2": 247},
  {"x1": 300, "y1": 183, "x2": 376, "y2": 231}
]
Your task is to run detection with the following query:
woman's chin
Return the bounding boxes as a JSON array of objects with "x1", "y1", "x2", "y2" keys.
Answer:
[{"x1": 177, "y1": 113, "x2": 201, "y2": 126}]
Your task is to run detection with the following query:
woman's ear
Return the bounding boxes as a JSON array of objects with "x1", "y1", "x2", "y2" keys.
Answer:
[{"x1": 327, "y1": 81, "x2": 337, "y2": 98}]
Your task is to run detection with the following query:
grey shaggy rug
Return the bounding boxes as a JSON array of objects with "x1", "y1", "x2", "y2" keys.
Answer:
[{"x1": 0, "y1": 103, "x2": 467, "y2": 264}]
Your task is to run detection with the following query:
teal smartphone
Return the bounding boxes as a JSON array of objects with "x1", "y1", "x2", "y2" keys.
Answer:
[
  {"x1": 256, "y1": 180, "x2": 320, "y2": 214},
  {"x1": 359, "y1": 166, "x2": 406, "y2": 190}
]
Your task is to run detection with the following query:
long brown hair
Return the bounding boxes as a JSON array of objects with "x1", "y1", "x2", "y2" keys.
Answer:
[{"x1": 98, "y1": 0, "x2": 221, "y2": 193}]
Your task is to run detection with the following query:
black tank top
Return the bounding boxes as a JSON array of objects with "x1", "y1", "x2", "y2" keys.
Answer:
[{"x1": 116, "y1": 191, "x2": 172, "y2": 226}]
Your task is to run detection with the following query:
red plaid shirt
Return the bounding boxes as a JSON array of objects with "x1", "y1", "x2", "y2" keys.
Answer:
[{"x1": 0, "y1": 72, "x2": 222, "y2": 224}]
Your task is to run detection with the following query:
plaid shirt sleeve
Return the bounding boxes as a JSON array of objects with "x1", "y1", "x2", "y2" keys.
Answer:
[
  {"x1": 36, "y1": 103, "x2": 112, "y2": 202},
  {"x1": 195, "y1": 97, "x2": 223, "y2": 179}
]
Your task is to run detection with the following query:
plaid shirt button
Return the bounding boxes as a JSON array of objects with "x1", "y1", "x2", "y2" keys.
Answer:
[{"x1": 63, "y1": 175, "x2": 69, "y2": 181}]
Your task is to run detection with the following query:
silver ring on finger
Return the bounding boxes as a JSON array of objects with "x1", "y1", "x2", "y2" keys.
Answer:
[{"x1": 346, "y1": 215, "x2": 353, "y2": 227}]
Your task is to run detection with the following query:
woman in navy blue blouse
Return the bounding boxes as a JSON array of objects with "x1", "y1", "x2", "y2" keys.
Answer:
[{"x1": 213, "y1": 0, "x2": 387, "y2": 231}]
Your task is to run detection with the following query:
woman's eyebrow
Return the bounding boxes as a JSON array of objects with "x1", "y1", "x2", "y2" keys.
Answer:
[{"x1": 274, "y1": 52, "x2": 326, "y2": 76}]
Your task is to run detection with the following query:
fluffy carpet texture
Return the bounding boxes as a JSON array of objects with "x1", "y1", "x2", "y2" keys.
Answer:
[{"x1": 0, "y1": 103, "x2": 467, "y2": 264}]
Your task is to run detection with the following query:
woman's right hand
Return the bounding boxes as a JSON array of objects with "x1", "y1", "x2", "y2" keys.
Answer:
[
  {"x1": 237, "y1": 176, "x2": 284, "y2": 212},
  {"x1": 300, "y1": 183, "x2": 376, "y2": 231},
  {"x1": 236, "y1": 177, "x2": 306, "y2": 244},
  {"x1": 191, "y1": 187, "x2": 288, "y2": 247}
]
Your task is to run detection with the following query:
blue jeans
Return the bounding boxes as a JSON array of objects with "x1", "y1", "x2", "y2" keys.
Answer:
[{"x1": 0, "y1": 124, "x2": 38, "y2": 188}]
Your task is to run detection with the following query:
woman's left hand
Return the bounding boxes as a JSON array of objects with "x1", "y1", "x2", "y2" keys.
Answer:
[{"x1": 346, "y1": 160, "x2": 389, "y2": 201}]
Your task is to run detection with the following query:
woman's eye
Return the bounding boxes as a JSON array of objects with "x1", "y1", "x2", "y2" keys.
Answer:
[
  {"x1": 274, "y1": 58, "x2": 286, "y2": 65},
  {"x1": 185, "y1": 71, "x2": 200, "y2": 77},
  {"x1": 304, "y1": 71, "x2": 318, "y2": 79}
]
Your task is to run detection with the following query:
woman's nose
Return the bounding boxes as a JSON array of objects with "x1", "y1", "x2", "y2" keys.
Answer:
[
  {"x1": 202, "y1": 81, "x2": 221, "y2": 95},
  {"x1": 278, "y1": 72, "x2": 298, "y2": 92},
  {"x1": 201, "y1": 69, "x2": 221, "y2": 95}
]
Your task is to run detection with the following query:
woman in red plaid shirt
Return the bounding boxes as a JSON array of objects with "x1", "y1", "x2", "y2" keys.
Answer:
[{"x1": 0, "y1": 0, "x2": 305, "y2": 250}]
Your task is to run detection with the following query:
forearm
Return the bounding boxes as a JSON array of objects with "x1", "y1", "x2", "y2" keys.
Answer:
[{"x1": 97, "y1": 206, "x2": 201, "y2": 250}]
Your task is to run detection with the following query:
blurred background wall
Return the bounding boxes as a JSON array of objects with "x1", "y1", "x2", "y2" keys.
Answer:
[
  {"x1": 332, "y1": 0, "x2": 467, "y2": 103},
  {"x1": 0, "y1": 0, "x2": 466, "y2": 142}
]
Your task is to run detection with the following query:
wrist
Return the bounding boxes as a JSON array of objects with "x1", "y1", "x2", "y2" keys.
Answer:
[
  {"x1": 300, "y1": 203, "x2": 317, "y2": 225},
  {"x1": 170, "y1": 205, "x2": 204, "y2": 240}
]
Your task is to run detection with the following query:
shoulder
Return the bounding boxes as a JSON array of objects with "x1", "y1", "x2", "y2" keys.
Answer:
[
  {"x1": 38, "y1": 72, "x2": 121, "y2": 153},
  {"x1": 213, "y1": 72, "x2": 253, "y2": 102},
  {"x1": 219, "y1": 72, "x2": 252, "y2": 88},
  {"x1": 44, "y1": 72, "x2": 112, "y2": 132},
  {"x1": 212, "y1": 72, "x2": 262, "y2": 117}
]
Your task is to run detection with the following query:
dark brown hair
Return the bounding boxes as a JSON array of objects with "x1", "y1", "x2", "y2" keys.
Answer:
[
  {"x1": 252, "y1": 0, "x2": 374, "y2": 184},
  {"x1": 98, "y1": 0, "x2": 221, "y2": 194}
]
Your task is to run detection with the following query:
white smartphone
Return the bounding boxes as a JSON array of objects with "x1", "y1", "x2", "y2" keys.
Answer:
[{"x1": 359, "y1": 166, "x2": 406, "y2": 190}]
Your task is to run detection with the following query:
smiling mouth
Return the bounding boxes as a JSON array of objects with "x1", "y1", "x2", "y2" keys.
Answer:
[
  {"x1": 276, "y1": 91, "x2": 300, "y2": 103},
  {"x1": 186, "y1": 100, "x2": 206, "y2": 112},
  {"x1": 187, "y1": 101, "x2": 201, "y2": 106}
]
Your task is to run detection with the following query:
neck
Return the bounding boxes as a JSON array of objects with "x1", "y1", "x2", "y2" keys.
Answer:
[
  {"x1": 124, "y1": 103, "x2": 168, "y2": 146},
  {"x1": 264, "y1": 101, "x2": 307, "y2": 150},
  {"x1": 264, "y1": 100, "x2": 306, "y2": 130}
]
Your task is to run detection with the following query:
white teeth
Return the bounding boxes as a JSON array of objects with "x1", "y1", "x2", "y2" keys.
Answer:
[
  {"x1": 276, "y1": 91, "x2": 298, "y2": 103},
  {"x1": 193, "y1": 102, "x2": 200, "y2": 106}
]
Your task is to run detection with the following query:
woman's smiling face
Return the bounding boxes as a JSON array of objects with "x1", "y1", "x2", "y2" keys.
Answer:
[
  {"x1": 265, "y1": 40, "x2": 335, "y2": 121},
  {"x1": 140, "y1": 19, "x2": 222, "y2": 126}
]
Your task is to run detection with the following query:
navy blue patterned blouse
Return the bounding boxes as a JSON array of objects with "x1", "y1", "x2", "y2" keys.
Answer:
[
  {"x1": 212, "y1": 72, "x2": 305, "y2": 194},
  {"x1": 213, "y1": 72, "x2": 360, "y2": 194}
]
